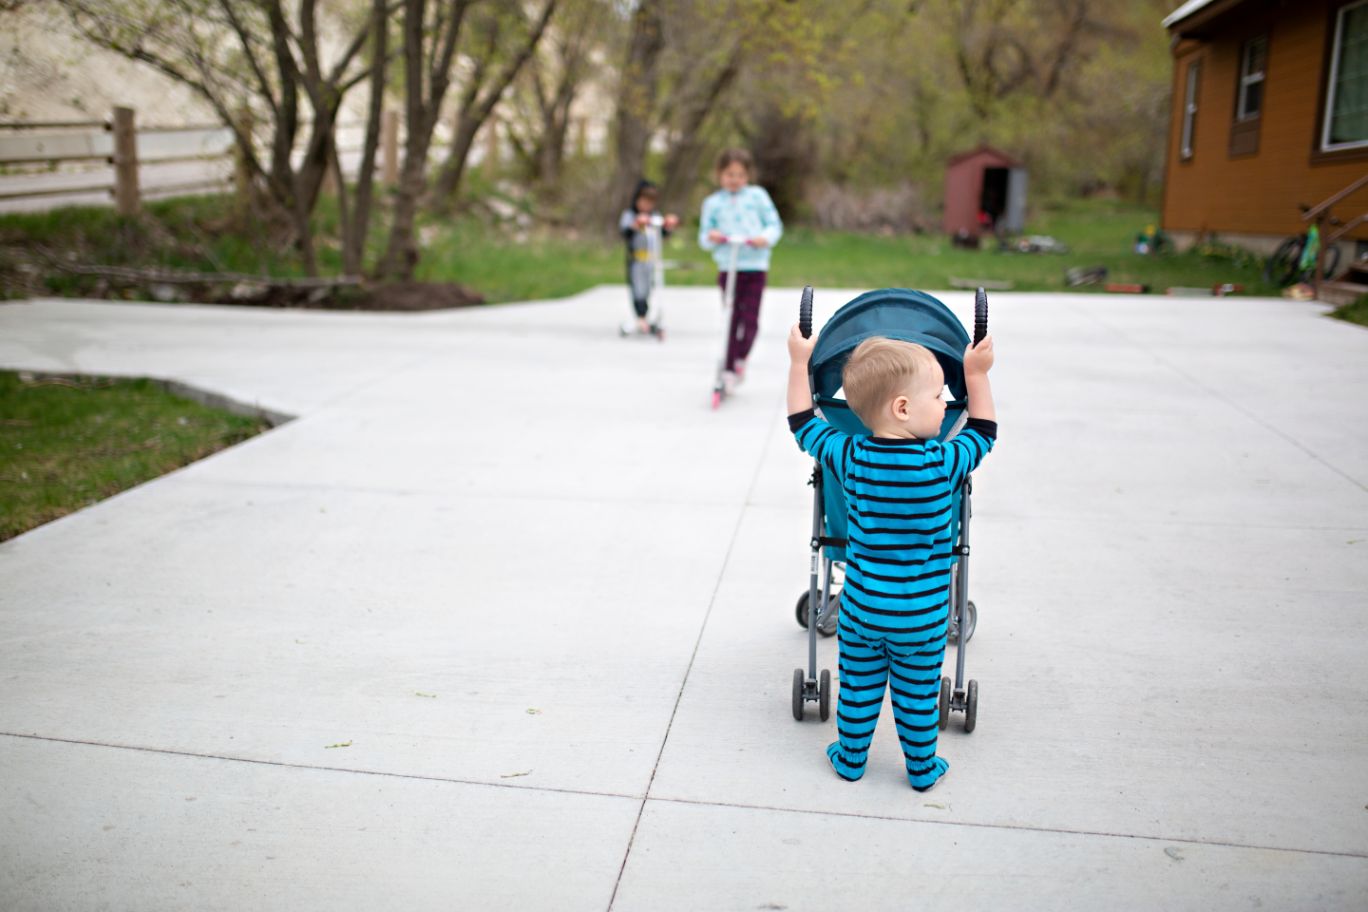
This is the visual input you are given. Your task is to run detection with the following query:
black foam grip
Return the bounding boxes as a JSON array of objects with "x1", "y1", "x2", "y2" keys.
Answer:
[
  {"x1": 799, "y1": 286, "x2": 814, "y2": 339},
  {"x1": 974, "y1": 287, "x2": 988, "y2": 345}
]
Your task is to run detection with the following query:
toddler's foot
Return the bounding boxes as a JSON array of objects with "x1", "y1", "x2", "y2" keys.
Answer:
[
  {"x1": 826, "y1": 742, "x2": 863, "y2": 782},
  {"x1": 909, "y1": 756, "x2": 949, "y2": 792},
  {"x1": 722, "y1": 370, "x2": 737, "y2": 394},
  {"x1": 636, "y1": 317, "x2": 651, "y2": 334},
  {"x1": 733, "y1": 359, "x2": 747, "y2": 383}
]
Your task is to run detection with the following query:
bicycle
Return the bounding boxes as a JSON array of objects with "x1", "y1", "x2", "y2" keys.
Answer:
[{"x1": 1264, "y1": 222, "x2": 1342, "y2": 287}]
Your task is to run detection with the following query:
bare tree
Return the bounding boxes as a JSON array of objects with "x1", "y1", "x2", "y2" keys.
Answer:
[
  {"x1": 503, "y1": 0, "x2": 613, "y2": 194},
  {"x1": 58, "y1": 0, "x2": 381, "y2": 275},
  {"x1": 376, "y1": 0, "x2": 556, "y2": 280},
  {"x1": 428, "y1": 0, "x2": 559, "y2": 207}
]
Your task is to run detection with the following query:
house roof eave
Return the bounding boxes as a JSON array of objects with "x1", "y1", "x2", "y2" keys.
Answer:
[{"x1": 1162, "y1": 0, "x2": 1253, "y2": 36}]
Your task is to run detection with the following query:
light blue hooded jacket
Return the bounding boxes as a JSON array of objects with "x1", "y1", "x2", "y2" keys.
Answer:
[{"x1": 697, "y1": 185, "x2": 784, "y2": 272}]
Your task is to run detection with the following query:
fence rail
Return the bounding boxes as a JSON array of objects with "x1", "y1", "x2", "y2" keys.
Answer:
[{"x1": 0, "y1": 107, "x2": 409, "y2": 215}]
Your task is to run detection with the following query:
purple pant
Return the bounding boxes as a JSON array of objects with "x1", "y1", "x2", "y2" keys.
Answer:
[{"x1": 718, "y1": 270, "x2": 767, "y2": 372}]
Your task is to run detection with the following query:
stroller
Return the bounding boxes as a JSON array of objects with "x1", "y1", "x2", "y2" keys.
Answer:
[{"x1": 791, "y1": 286, "x2": 988, "y2": 733}]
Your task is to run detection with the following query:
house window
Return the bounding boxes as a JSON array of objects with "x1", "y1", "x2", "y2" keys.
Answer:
[
  {"x1": 1237, "y1": 36, "x2": 1267, "y2": 120},
  {"x1": 1324, "y1": 0, "x2": 1368, "y2": 150},
  {"x1": 1181, "y1": 59, "x2": 1201, "y2": 159}
]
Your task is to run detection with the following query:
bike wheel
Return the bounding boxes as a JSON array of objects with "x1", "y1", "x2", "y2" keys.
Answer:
[
  {"x1": 1264, "y1": 236, "x2": 1304, "y2": 286},
  {"x1": 1321, "y1": 243, "x2": 1343, "y2": 279}
]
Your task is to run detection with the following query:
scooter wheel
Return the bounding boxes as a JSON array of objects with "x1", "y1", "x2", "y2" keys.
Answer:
[
  {"x1": 792, "y1": 668, "x2": 805, "y2": 721},
  {"x1": 964, "y1": 679, "x2": 978, "y2": 733},
  {"x1": 819, "y1": 669, "x2": 831, "y2": 721},
  {"x1": 938, "y1": 676, "x2": 951, "y2": 731}
]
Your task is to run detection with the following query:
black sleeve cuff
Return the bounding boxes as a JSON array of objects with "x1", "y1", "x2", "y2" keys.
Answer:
[
  {"x1": 788, "y1": 409, "x2": 816, "y2": 432},
  {"x1": 966, "y1": 418, "x2": 997, "y2": 439}
]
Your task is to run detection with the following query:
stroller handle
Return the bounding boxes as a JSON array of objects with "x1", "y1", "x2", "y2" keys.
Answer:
[
  {"x1": 799, "y1": 286, "x2": 814, "y2": 338},
  {"x1": 974, "y1": 287, "x2": 989, "y2": 345}
]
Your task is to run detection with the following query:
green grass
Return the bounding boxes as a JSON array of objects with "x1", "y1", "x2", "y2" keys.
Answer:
[
  {"x1": 415, "y1": 197, "x2": 1281, "y2": 302},
  {"x1": 0, "y1": 371, "x2": 269, "y2": 540},
  {"x1": 1329, "y1": 295, "x2": 1368, "y2": 328},
  {"x1": 2, "y1": 193, "x2": 1282, "y2": 303}
]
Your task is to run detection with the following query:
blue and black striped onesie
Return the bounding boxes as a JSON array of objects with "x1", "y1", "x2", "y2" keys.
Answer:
[{"x1": 789, "y1": 409, "x2": 997, "y2": 790}]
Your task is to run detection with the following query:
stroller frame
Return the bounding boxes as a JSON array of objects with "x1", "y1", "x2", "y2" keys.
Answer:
[{"x1": 790, "y1": 286, "x2": 988, "y2": 733}]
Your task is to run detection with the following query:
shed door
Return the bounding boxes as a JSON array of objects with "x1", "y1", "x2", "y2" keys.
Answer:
[{"x1": 1004, "y1": 168, "x2": 1028, "y2": 233}]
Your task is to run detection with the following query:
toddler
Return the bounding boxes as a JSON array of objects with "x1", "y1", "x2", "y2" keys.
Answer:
[
  {"x1": 698, "y1": 149, "x2": 783, "y2": 387},
  {"x1": 786, "y1": 325, "x2": 997, "y2": 791}
]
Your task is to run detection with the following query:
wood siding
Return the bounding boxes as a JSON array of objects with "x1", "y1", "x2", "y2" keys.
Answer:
[{"x1": 1162, "y1": 0, "x2": 1368, "y2": 241}]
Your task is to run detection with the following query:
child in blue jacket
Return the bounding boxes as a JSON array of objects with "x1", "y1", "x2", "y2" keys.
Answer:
[
  {"x1": 786, "y1": 326, "x2": 997, "y2": 792},
  {"x1": 698, "y1": 149, "x2": 783, "y2": 387}
]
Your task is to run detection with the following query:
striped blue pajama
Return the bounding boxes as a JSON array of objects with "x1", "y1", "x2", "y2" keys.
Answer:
[{"x1": 790, "y1": 409, "x2": 996, "y2": 790}]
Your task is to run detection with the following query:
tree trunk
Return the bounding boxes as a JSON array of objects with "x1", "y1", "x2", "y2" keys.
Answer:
[
  {"x1": 344, "y1": 0, "x2": 389, "y2": 276},
  {"x1": 610, "y1": 0, "x2": 663, "y2": 214}
]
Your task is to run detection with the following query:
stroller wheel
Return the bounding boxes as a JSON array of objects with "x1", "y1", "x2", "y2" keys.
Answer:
[
  {"x1": 938, "y1": 677, "x2": 951, "y2": 731},
  {"x1": 949, "y1": 600, "x2": 978, "y2": 644},
  {"x1": 964, "y1": 679, "x2": 978, "y2": 733},
  {"x1": 796, "y1": 591, "x2": 840, "y2": 636},
  {"x1": 819, "y1": 669, "x2": 831, "y2": 721},
  {"x1": 791, "y1": 668, "x2": 805, "y2": 721},
  {"x1": 816, "y1": 595, "x2": 839, "y2": 638}
]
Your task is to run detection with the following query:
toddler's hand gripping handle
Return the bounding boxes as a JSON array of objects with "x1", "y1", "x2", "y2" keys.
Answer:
[
  {"x1": 974, "y1": 287, "x2": 989, "y2": 346},
  {"x1": 799, "y1": 286, "x2": 813, "y2": 339}
]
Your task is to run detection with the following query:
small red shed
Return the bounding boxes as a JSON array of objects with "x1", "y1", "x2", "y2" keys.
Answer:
[{"x1": 942, "y1": 145, "x2": 1028, "y2": 238}]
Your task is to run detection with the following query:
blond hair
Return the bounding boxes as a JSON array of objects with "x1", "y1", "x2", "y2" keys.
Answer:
[{"x1": 842, "y1": 337, "x2": 937, "y2": 425}]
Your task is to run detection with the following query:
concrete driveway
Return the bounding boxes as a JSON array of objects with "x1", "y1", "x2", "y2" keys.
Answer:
[{"x1": 1, "y1": 287, "x2": 1366, "y2": 910}]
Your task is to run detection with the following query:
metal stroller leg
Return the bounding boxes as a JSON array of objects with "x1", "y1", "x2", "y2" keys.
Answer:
[
  {"x1": 940, "y1": 476, "x2": 980, "y2": 733},
  {"x1": 793, "y1": 463, "x2": 832, "y2": 722}
]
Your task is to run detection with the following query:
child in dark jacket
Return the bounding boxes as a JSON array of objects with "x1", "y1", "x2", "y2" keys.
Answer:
[{"x1": 619, "y1": 180, "x2": 679, "y2": 335}]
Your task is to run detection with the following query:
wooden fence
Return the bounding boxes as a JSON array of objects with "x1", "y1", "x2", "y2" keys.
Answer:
[{"x1": 0, "y1": 107, "x2": 408, "y2": 215}]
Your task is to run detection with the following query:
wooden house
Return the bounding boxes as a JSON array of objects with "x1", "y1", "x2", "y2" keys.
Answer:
[{"x1": 1161, "y1": 0, "x2": 1368, "y2": 260}]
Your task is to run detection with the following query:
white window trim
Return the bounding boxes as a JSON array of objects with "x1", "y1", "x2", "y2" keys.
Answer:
[
  {"x1": 1237, "y1": 36, "x2": 1266, "y2": 121},
  {"x1": 1323, "y1": 0, "x2": 1368, "y2": 152},
  {"x1": 1181, "y1": 59, "x2": 1201, "y2": 159}
]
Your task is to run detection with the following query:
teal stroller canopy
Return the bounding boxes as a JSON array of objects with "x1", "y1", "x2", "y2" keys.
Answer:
[
  {"x1": 807, "y1": 288, "x2": 973, "y2": 563},
  {"x1": 809, "y1": 288, "x2": 971, "y2": 441}
]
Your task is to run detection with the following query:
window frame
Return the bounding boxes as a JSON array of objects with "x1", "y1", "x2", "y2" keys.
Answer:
[
  {"x1": 1322, "y1": 0, "x2": 1368, "y2": 152},
  {"x1": 1236, "y1": 35, "x2": 1267, "y2": 122},
  {"x1": 1180, "y1": 58, "x2": 1201, "y2": 161}
]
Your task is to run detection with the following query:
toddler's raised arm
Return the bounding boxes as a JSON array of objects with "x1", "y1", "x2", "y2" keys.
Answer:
[{"x1": 964, "y1": 335, "x2": 995, "y2": 423}]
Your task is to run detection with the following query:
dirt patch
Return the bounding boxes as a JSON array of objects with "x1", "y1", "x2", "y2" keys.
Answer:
[{"x1": 218, "y1": 280, "x2": 485, "y2": 311}]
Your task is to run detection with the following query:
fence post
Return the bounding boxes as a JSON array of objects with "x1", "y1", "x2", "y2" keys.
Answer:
[
  {"x1": 382, "y1": 109, "x2": 399, "y2": 184},
  {"x1": 111, "y1": 106, "x2": 139, "y2": 216}
]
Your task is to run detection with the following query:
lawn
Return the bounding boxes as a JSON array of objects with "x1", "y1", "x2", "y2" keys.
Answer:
[
  {"x1": 3, "y1": 194, "x2": 1282, "y2": 305},
  {"x1": 0, "y1": 371, "x2": 269, "y2": 540},
  {"x1": 415, "y1": 197, "x2": 1282, "y2": 302}
]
